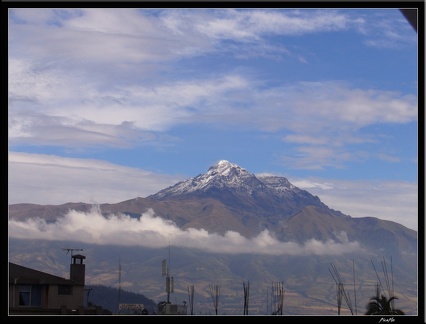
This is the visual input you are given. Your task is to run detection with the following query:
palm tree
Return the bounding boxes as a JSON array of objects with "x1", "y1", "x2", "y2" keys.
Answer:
[{"x1": 365, "y1": 294, "x2": 405, "y2": 315}]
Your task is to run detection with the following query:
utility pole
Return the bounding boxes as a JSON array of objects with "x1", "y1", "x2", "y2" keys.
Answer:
[
  {"x1": 118, "y1": 257, "x2": 122, "y2": 314},
  {"x1": 243, "y1": 280, "x2": 249, "y2": 315}
]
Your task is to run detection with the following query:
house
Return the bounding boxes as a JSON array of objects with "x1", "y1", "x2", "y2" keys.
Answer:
[{"x1": 8, "y1": 254, "x2": 104, "y2": 315}]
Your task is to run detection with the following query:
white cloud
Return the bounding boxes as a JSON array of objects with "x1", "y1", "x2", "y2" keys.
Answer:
[
  {"x1": 9, "y1": 71, "x2": 416, "y2": 157},
  {"x1": 362, "y1": 12, "x2": 416, "y2": 48},
  {"x1": 8, "y1": 206, "x2": 363, "y2": 256},
  {"x1": 256, "y1": 82, "x2": 417, "y2": 130},
  {"x1": 289, "y1": 177, "x2": 418, "y2": 231},
  {"x1": 161, "y1": 9, "x2": 359, "y2": 40},
  {"x1": 8, "y1": 152, "x2": 183, "y2": 205}
]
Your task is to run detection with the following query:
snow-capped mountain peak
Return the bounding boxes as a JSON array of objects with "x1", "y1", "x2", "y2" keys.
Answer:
[
  {"x1": 206, "y1": 160, "x2": 249, "y2": 178},
  {"x1": 149, "y1": 160, "x2": 327, "y2": 216},
  {"x1": 151, "y1": 160, "x2": 264, "y2": 199}
]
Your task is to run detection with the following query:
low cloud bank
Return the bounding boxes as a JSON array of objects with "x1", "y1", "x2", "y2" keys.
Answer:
[{"x1": 9, "y1": 205, "x2": 363, "y2": 256}]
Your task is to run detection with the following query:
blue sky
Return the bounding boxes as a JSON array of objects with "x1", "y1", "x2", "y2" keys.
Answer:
[{"x1": 8, "y1": 8, "x2": 418, "y2": 231}]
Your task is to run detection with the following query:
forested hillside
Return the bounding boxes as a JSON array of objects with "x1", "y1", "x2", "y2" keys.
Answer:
[{"x1": 86, "y1": 284, "x2": 158, "y2": 315}]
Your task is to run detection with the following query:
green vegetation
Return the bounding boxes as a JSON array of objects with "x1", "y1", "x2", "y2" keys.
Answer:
[{"x1": 365, "y1": 294, "x2": 405, "y2": 315}]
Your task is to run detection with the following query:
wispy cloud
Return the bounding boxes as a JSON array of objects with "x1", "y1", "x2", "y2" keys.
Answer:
[
  {"x1": 9, "y1": 76, "x2": 417, "y2": 161},
  {"x1": 8, "y1": 205, "x2": 363, "y2": 256},
  {"x1": 361, "y1": 11, "x2": 417, "y2": 48},
  {"x1": 8, "y1": 152, "x2": 183, "y2": 204},
  {"x1": 289, "y1": 177, "x2": 418, "y2": 231}
]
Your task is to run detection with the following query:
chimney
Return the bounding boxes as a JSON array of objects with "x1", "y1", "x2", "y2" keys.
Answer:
[{"x1": 70, "y1": 254, "x2": 86, "y2": 285}]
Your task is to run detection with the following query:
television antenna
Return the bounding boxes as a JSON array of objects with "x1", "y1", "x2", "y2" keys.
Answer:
[
  {"x1": 62, "y1": 248, "x2": 83, "y2": 263},
  {"x1": 329, "y1": 263, "x2": 353, "y2": 315}
]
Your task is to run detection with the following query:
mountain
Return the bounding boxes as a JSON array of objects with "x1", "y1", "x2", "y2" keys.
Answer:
[
  {"x1": 8, "y1": 160, "x2": 418, "y2": 315},
  {"x1": 150, "y1": 160, "x2": 329, "y2": 222}
]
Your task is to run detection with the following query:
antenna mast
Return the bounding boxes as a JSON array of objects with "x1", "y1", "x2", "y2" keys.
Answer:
[
  {"x1": 162, "y1": 241, "x2": 173, "y2": 303},
  {"x1": 271, "y1": 281, "x2": 284, "y2": 315}
]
